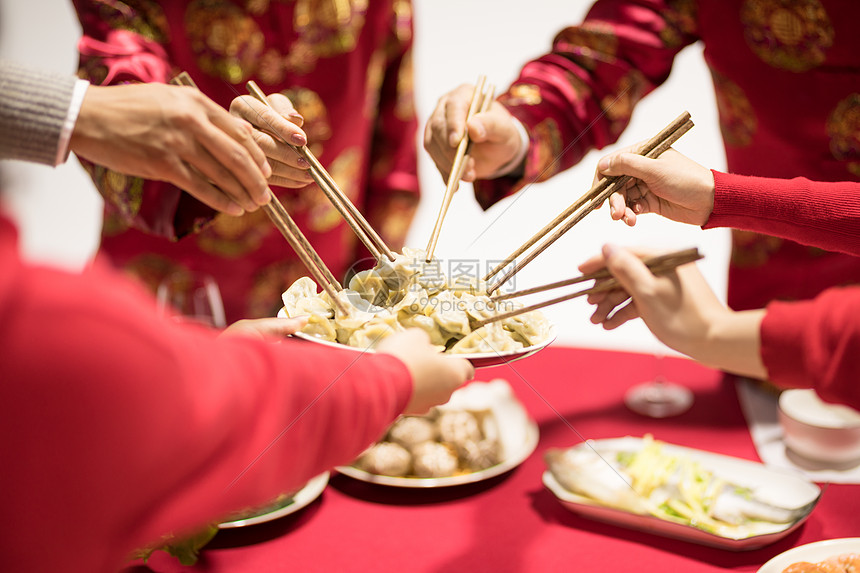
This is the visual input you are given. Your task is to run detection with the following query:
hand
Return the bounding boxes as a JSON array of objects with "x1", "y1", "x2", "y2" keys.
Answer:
[
  {"x1": 424, "y1": 84, "x2": 524, "y2": 183},
  {"x1": 595, "y1": 147, "x2": 715, "y2": 227},
  {"x1": 229, "y1": 93, "x2": 314, "y2": 189},
  {"x1": 376, "y1": 329, "x2": 475, "y2": 414},
  {"x1": 579, "y1": 245, "x2": 766, "y2": 378},
  {"x1": 220, "y1": 316, "x2": 309, "y2": 340},
  {"x1": 70, "y1": 83, "x2": 273, "y2": 216}
]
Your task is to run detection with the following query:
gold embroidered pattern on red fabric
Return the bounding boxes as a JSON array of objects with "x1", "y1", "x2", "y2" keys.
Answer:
[{"x1": 741, "y1": 0, "x2": 833, "y2": 72}]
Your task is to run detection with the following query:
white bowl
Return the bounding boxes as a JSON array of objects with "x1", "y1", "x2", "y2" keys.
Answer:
[{"x1": 778, "y1": 389, "x2": 860, "y2": 466}]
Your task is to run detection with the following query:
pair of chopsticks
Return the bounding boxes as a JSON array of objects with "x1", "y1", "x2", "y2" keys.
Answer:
[
  {"x1": 244, "y1": 81, "x2": 395, "y2": 264},
  {"x1": 484, "y1": 111, "x2": 694, "y2": 295},
  {"x1": 471, "y1": 247, "x2": 703, "y2": 328},
  {"x1": 425, "y1": 76, "x2": 496, "y2": 262},
  {"x1": 169, "y1": 72, "x2": 348, "y2": 313}
]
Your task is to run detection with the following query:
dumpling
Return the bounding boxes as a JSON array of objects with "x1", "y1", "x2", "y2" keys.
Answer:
[
  {"x1": 355, "y1": 442, "x2": 411, "y2": 477},
  {"x1": 448, "y1": 322, "x2": 524, "y2": 355},
  {"x1": 301, "y1": 313, "x2": 337, "y2": 342},
  {"x1": 388, "y1": 416, "x2": 438, "y2": 450},
  {"x1": 428, "y1": 290, "x2": 471, "y2": 337},
  {"x1": 411, "y1": 442, "x2": 459, "y2": 478},
  {"x1": 348, "y1": 269, "x2": 390, "y2": 308},
  {"x1": 282, "y1": 277, "x2": 332, "y2": 319},
  {"x1": 449, "y1": 274, "x2": 489, "y2": 297},
  {"x1": 329, "y1": 289, "x2": 386, "y2": 342},
  {"x1": 398, "y1": 312, "x2": 449, "y2": 347},
  {"x1": 347, "y1": 315, "x2": 405, "y2": 349},
  {"x1": 503, "y1": 311, "x2": 551, "y2": 346},
  {"x1": 458, "y1": 292, "x2": 501, "y2": 326}
]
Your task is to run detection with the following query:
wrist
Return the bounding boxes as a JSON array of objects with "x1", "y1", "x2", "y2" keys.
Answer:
[
  {"x1": 697, "y1": 308, "x2": 767, "y2": 378},
  {"x1": 487, "y1": 118, "x2": 528, "y2": 179}
]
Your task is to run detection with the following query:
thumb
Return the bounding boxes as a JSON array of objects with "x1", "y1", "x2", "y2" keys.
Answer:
[
  {"x1": 602, "y1": 244, "x2": 656, "y2": 297},
  {"x1": 598, "y1": 152, "x2": 657, "y2": 180},
  {"x1": 467, "y1": 107, "x2": 515, "y2": 144}
]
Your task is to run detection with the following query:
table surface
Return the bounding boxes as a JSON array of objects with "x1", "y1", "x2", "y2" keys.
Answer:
[{"x1": 126, "y1": 346, "x2": 859, "y2": 573}]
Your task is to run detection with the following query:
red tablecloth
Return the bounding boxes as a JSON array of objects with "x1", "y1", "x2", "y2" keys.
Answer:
[{"x1": 126, "y1": 346, "x2": 859, "y2": 573}]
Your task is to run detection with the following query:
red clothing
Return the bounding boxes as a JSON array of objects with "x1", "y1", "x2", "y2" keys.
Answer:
[
  {"x1": 475, "y1": 0, "x2": 860, "y2": 311},
  {"x1": 73, "y1": 0, "x2": 418, "y2": 322},
  {"x1": 0, "y1": 213, "x2": 411, "y2": 573},
  {"x1": 700, "y1": 171, "x2": 860, "y2": 409},
  {"x1": 707, "y1": 171, "x2": 860, "y2": 257},
  {"x1": 761, "y1": 289, "x2": 860, "y2": 411}
]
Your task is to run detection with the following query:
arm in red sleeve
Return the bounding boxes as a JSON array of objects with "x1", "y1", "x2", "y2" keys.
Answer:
[
  {"x1": 760, "y1": 288, "x2": 860, "y2": 411},
  {"x1": 474, "y1": 0, "x2": 699, "y2": 208},
  {"x1": 705, "y1": 171, "x2": 860, "y2": 256},
  {"x1": 362, "y1": 0, "x2": 420, "y2": 254},
  {"x1": 0, "y1": 217, "x2": 411, "y2": 572}
]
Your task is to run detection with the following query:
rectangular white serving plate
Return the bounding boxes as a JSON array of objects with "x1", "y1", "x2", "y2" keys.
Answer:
[{"x1": 543, "y1": 436, "x2": 821, "y2": 551}]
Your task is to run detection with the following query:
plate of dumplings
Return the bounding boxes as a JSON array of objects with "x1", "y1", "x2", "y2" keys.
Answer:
[
  {"x1": 278, "y1": 248, "x2": 555, "y2": 368},
  {"x1": 338, "y1": 379, "x2": 539, "y2": 487}
]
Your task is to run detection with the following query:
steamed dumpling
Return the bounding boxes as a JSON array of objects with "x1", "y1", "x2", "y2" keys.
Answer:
[
  {"x1": 347, "y1": 315, "x2": 405, "y2": 349},
  {"x1": 301, "y1": 313, "x2": 337, "y2": 342},
  {"x1": 282, "y1": 277, "x2": 332, "y2": 319},
  {"x1": 448, "y1": 322, "x2": 524, "y2": 354},
  {"x1": 503, "y1": 311, "x2": 552, "y2": 346},
  {"x1": 349, "y1": 269, "x2": 390, "y2": 308},
  {"x1": 428, "y1": 290, "x2": 470, "y2": 337}
]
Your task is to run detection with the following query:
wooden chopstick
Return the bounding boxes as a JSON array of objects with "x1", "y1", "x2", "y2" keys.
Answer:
[
  {"x1": 169, "y1": 72, "x2": 348, "y2": 314},
  {"x1": 473, "y1": 248, "x2": 703, "y2": 328},
  {"x1": 425, "y1": 76, "x2": 494, "y2": 262},
  {"x1": 245, "y1": 81, "x2": 395, "y2": 263},
  {"x1": 485, "y1": 112, "x2": 694, "y2": 295}
]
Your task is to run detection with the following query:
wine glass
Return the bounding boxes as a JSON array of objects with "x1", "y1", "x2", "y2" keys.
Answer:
[
  {"x1": 624, "y1": 350, "x2": 693, "y2": 418},
  {"x1": 156, "y1": 272, "x2": 226, "y2": 328}
]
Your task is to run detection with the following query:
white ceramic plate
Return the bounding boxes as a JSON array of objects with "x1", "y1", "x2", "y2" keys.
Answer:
[
  {"x1": 757, "y1": 538, "x2": 860, "y2": 573},
  {"x1": 543, "y1": 437, "x2": 821, "y2": 550},
  {"x1": 278, "y1": 308, "x2": 555, "y2": 368},
  {"x1": 337, "y1": 380, "x2": 540, "y2": 488},
  {"x1": 218, "y1": 472, "x2": 329, "y2": 528}
]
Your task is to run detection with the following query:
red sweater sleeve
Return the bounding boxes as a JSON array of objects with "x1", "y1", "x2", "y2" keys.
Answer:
[
  {"x1": 761, "y1": 288, "x2": 860, "y2": 411},
  {"x1": 0, "y1": 217, "x2": 411, "y2": 572},
  {"x1": 704, "y1": 171, "x2": 860, "y2": 256}
]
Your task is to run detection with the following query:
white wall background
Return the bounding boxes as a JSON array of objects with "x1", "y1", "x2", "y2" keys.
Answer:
[{"x1": 0, "y1": 0, "x2": 730, "y2": 355}]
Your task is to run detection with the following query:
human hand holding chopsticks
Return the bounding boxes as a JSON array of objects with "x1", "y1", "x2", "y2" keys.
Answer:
[
  {"x1": 70, "y1": 83, "x2": 272, "y2": 216},
  {"x1": 229, "y1": 92, "x2": 315, "y2": 189},
  {"x1": 423, "y1": 83, "x2": 526, "y2": 183},
  {"x1": 579, "y1": 244, "x2": 767, "y2": 379},
  {"x1": 595, "y1": 146, "x2": 716, "y2": 227}
]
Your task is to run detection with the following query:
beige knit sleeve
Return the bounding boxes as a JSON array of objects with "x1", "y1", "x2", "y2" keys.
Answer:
[{"x1": 0, "y1": 60, "x2": 77, "y2": 166}]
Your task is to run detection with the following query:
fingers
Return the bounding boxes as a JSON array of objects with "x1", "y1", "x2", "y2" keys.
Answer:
[
  {"x1": 379, "y1": 328, "x2": 474, "y2": 415},
  {"x1": 423, "y1": 85, "x2": 475, "y2": 182},
  {"x1": 265, "y1": 93, "x2": 305, "y2": 128},
  {"x1": 603, "y1": 244, "x2": 659, "y2": 297},
  {"x1": 165, "y1": 157, "x2": 246, "y2": 216},
  {"x1": 608, "y1": 192, "x2": 638, "y2": 225},
  {"x1": 600, "y1": 300, "x2": 641, "y2": 330},
  {"x1": 444, "y1": 85, "x2": 476, "y2": 147},
  {"x1": 598, "y1": 150, "x2": 656, "y2": 180},
  {"x1": 230, "y1": 94, "x2": 313, "y2": 188},
  {"x1": 193, "y1": 117, "x2": 273, "y2": 209},
  {"x1": 221, "y1": 316, "x2": 309, "y2": 339},
  {"x1": 173, "y1": 129, "x2": 264, "y2": 212},
  {"x1": 588, "y1": 286, "x2": 633, "y2": 325},
  {"x1": 205, "y1": 103, "x2": 271, "y2": 177},
  {"x1": 230, "y1": 95, "x2": 308, "y2": 146}
]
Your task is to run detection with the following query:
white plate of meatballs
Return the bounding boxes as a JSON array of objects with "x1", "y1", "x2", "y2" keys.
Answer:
[{"x1": 338, "y1": 379, "x2": 539, "y2": 488}]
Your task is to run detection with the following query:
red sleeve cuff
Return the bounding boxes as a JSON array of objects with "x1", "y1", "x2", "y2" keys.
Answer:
[{"x1": 760, "y1": 298, "x2": 816, "y2": 390}]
